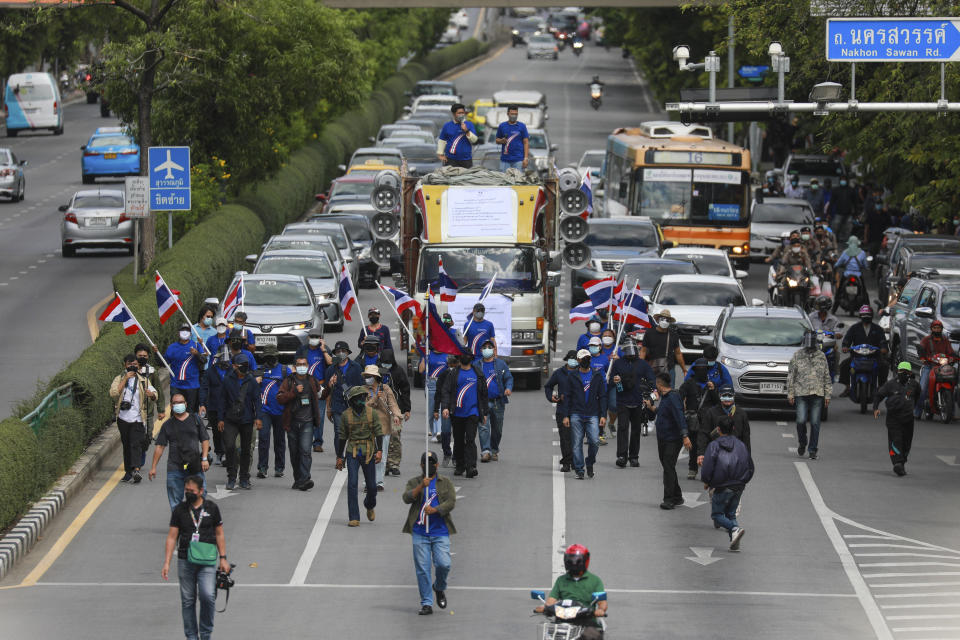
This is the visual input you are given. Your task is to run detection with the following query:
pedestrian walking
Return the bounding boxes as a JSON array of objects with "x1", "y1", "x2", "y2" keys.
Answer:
[
  {"x1": 203, "y1": 317, "x2": 230, "y2": 366},
  {"x1": 874, "y1": 362, "x2": 921, "y2": 477},
  {"x1": 215, "y1": 353, "x2": 262, "y2": 490},
  {"x1": 110, "y1": 353, "x2": 157, "y2": 484},
  {"x1": 558, "y1": 349, "x2": 607, "y2": 480},
  {"x1": 438, "y1": 102, "x2": 478, "y2": 168},
  {"x1": 380, "y1": 348, "x2": 411, "y2": 476},
  {"x1": 134, "y1": 342, "x2": 165, "y2": 469},
  {"x1": 295, "y1": 327, "x2": 331, "y2": 452},
  {"x1": 544, "y1": 350, "x2": 579, "y2": 472},
  {"x1": 441, "y1": 352, "x2": 489, "y2": 478},
  {"x1": 787, "y1": 330, "x2": 832, "y2": 460},
  {"x1": 641, "y1": 310, "x2": 686, "y2": 385},
  {"x1": 199, "y1": 347, "x2": 230, "y2": 466},
  {"x1": 164, "y1": 322, "x2": 208, "y2": 413},
  {"x1": 161, "y1": 474, "x2": 230, "y2": 640},
  {"x1": 193, "y1": 304, "x2": 218, "y2": 348},
  {"x1": 700, "y1": 416, "x2": 754, "y2": 551},
  {"x1": 356, "y1": 334, "x2": 383, "y2": 368},
  {"x1": 149, "y1": 393, "x2": 211, "y2": 510},
  {"x1": 229, "y1": 310, "x2": 256, "y2": 352},
  {"x1": 224, "y1": 328, "x2": 257, "y2": 371},
  {"x1": 255, "y1": 346, "x2": 290, "y2": 480},
  {"x1": 476, "y1": 339, "x2": 513, "y2": 462},
  {"x1": 432, "y1": 354, "x2": 460, "y2": 467},
  {"x1": 610, "y1": 339, "x2": 656, "y2": 468},
  {"x1": 402, "y1": 451, "x2": 456, "y2": 616},
  {"x1": 325, "y1": 340, "x2": 364, "y2": 457},
  {"x1": 645, "y1": 373, "x2": 692, "y2": 509},
  {"x1": 362, "y1": 365, "x2": 402, "y2": 489},
  {"x1": 336, "y1": 386, "x2": 384, "y2": 527},
  {"x1": 495, "y1": 105, "x2": 529, "y2": 171},
  {"x1": 419, "y1": 345, "x2": 449, "y2": 440},
  {"x1": 277, "y1": 355, "x2": 325, "y2": 491},
  {"x1": 357, "y1": 306, "x2": 393, "y2": 352},
  {"x1": 576, "y1": 314, "x2": 604, "y2": 350},
  {"x1": 698, "y1": 385, "x2": 752, "y2": 463}
]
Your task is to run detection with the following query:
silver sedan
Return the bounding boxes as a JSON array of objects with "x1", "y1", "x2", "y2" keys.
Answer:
[
  {"x1": 60, "y1": 189, "x2": 134, "y2": 257},
  {"x1": 0, "y1": 147, "x2": 27, "y2": 201}
]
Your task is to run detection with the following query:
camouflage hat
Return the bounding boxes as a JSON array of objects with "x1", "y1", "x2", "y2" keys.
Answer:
[{"x1": 346, "y1": 385, "x2": 368, "y2": 401}]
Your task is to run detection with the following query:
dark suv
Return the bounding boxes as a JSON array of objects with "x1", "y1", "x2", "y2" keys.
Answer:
[
  {"x1": 887, "y1": 273, "x2": 960, "y2": 367},
  {"x1": 880, "y1": 234, "x2": 960, "y2": 304}
]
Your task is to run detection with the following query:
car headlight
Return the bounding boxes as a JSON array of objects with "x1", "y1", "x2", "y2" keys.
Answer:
[
  {"x1": 315, "y1": 292, "x2": 335, "y2": 301},
  {"x1": 512, "y1": 29, "x2": 519, "y2": 35},
  {"x1": 720, "y1": 355, "x2": 749, "y2": 370},
  {"x1": 292, "y1": 321, "x2": 312, "y2": 330}
]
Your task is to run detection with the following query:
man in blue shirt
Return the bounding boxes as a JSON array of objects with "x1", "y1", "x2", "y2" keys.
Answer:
[
  {"x1": 475, "y1": 340, "x2": 513, "y2": 463},
  {"x1": 544, "y1": 350, "x2": 580, "y2": 472},
  {"x1": 296, "y1": 327, "x2": 331, "y2": 452},
  {"x1": 325, "y1": 340, "x2": 364, "y2": 457},
  {"x1": 464, "y1": 303, "x2": 496, "y2": 357},
  {"x1": 357, "y1": 307, "x2": 393, "y2": 352},
  {"x1": 204, "y1": 317, "x2": 230, "y2": 369},
  {"x1": 164, "y1": 322, "x2": 208, "y2": 413},
  {"x1": 419, "y1": 346, "x2": 449, "y2": 440},
  {"x1": 645, "y1": 373, "x2": 692, "y2": 510},
  {"x1": 495, "y1": 105, "x2": 529, "y2": 172},
  {"x1": 256, "y1": 345, "x2": 290, "y2": 480},
  {"x1": 440, "y1": 353, "x2": 489, "y2": 478},
  {"x1": 230, "y1": 311, "x2": 256, "y2": 353},
  {"x1": 577, "y1": 315, "x2": 605, "y2": 350},
  {"x1": 437, "y1": 103, "x2": 478, "y2": 169},
  {"x1": 559, "y1": 349, "x2": 607, "y2": 480}
]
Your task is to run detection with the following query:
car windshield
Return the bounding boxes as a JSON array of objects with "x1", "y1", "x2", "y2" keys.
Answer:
[
  {"x1": 667, "y1": 253, "x2": 730, "y2": 276},
  {"x1": 474, "y1": 104, "x2": 494, "y2": 118},
  {"x1": 415, "y1": 84, "x2": 454, "y2": 96},
  {"x1": 618, "y1": 262, "x2": 697, "y2": 290},
  {"x1": 323, "y1": 219, "x2": 371, "y2": 243},
  {"x1": 284, "y1": 226, "x2": 347, "y2": 249},
  {"x1": 530, "y1": 34, "x2": 555, "y2": 44},
  {"x1": 90, "y1": 135, "x2": 133, "y2": 148},
  {"x1": 351, "y1": 153, "x2": 399, "y2": 166},
  {"x1": 580, "y1": 152, "x2": 605, "y2": 167},
  {"x1": 73, "y1": 194, "x2": 123, "y2": 209},
  {"x1": 909, "y1": 254, "x2": 960, "y2": 270},
  {"x1": 656, "y1": 282, "x2": 744, "y2": 306},
  {"x1": 752, "y1": 203, "x2": 812, "y2": 224},
  {"x1": 787, "y1": 158, "x2": 844, "y2": 177},
  {"x1": 395, "y1": 145, "x2": 438, "y2": 164},
  {"x1": 519, "y1": 18, "x2": 542, "y2": 30},
  {"x1": 256, "y1": 256, "x2": 333, "y2": 279},
  {"x1": 723, "y1": 317, "x2": 807, "y2": 346},
  {"x1": 586, "y1": 223, "x2": 658, "y2": 248},
  {"x1": 330, "y1": 181, "x2": 374, "y2": 198},
  {"x1": 941, "y1": 291, "x2": 960, "y2": 317},
  {"x1": 529, "y1": 132, "x2": 548, "y2": 149},
  {"x1": 12, "y1": 84, "x2": 53, "y2": 100},
  {"x1": 418, "y1": 246, "x2": 538, "y2": 293},
  {"x1": 243, "y1": 279, "x2": 311, "y2": 306}
]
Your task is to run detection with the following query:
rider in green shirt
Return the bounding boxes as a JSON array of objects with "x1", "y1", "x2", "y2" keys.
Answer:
[{"x1": 536, "y1": 544, "x2": 608, "y2": 638}]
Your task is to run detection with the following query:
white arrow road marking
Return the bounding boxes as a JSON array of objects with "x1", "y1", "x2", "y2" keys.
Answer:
[
  {"x1": 686, "y1": 547, "x2": 722, "y2": 566},
  {"x1": 936, "y1": 455, "x2": 959, "y2": 466},
  {"x1": 207, "y1": 484, "x2": 238, "y2": 500},
  {"x1": 782, "y1": 433, "x2": 794, "y2": 438},
  {"x1": 679, "y1": 491, "x2": 709, "y2": 509}
]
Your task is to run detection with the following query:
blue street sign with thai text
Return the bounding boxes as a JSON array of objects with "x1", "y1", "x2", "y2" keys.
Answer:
[
  {"x1": 827, "y1": 18, "x2": 960, "y2": 62},
  {"x1": 737, "y1": 65, "x2": 769, "y2": 79},
  {"x1": 148, "y1": 146, "x2": 191, "y2": 211}
]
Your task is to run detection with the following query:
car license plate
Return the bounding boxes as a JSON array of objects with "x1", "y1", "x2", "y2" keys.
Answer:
[
  {"x1": 845, "y1": 285, "x2": 858, "y2": 295},
  {"x1": 86, "y1": 217, "x2": 110, "y2": 226},
  {"x1": 104, "y1": 153, "x2": 117, "y2": 159},
  {"x1": 759, "y1": 382, "x2": 784, "y2": 394},
  {"x1": 257, "y1": 335, "x2": 278, "y2": 347}
]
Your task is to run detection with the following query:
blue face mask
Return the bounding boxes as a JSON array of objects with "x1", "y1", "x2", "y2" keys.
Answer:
[
  {"x1": 588, "y1": 346, "x2": 600, "y2": 355},
  {"x1": 567, "y1": 359, "x2": 579, "y2": 368},
  {"x1": 706, "y1": 361, "x2": 716, "y2": 367}
]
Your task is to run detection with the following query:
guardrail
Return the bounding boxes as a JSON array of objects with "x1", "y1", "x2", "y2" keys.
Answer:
[{"x1": 21, "y1": 383, "x2": 73, "y2": 434}]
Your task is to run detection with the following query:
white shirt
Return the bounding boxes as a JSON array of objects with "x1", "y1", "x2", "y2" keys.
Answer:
[{"x1": 118, "y1": 374, "x2": 156, "y2": 423}]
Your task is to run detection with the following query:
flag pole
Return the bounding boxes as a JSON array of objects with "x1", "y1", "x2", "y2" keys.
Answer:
[
  {"x1": 606, "y1": 278, "x2": 640, "y2": 382},
  {"x1": 158, "y1": 270, "x2": 211, "y2": 355},
  {"x1": 344, "y1": 267, "x2": 368, "y2": 337},
  {"x1": 374, "y1": 282, "x2": 416, "y2": 341},
  {"x1": 117, "y1": 291, "x2": 175, "y2": 378},
  {"x1": 462, "y1": 272, "x2": 496, "y2": 337},
  {"x1": 239, "y1": 273, "x2": 245, "y2": 315},
  {"x1": 425, "y1": 284, "x2": 431, "y2": 534}
]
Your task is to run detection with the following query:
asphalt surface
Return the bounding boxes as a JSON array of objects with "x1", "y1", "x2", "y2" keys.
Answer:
[
  {"x1": 0, "y1": 99, "x2": 130, "y2": 414},
  {"x1": 2, "y1": 18, "x2": 960, "y2": 640}
]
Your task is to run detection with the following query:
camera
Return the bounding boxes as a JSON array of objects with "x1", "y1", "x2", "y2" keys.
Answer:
[
  {"x1": 217, "y1": 563, "x2": 236, "y2": 591},
  {"x1": 119, "y1": 401, "x2": 132, "y2": 411}
]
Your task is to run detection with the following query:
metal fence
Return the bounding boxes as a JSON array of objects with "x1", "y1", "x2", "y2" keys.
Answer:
[{"x1": 21, "y1": 383, "x2": 73, "y2": 434}]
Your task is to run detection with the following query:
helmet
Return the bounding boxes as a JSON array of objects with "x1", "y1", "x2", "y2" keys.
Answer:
[
  {"x1": 362, "y1": 335, "x2": 382, "y2": 352},
  {"x1": 815, "y1": 295, "x2": 831, "y2": 311},
  {"x1": 563, "y1": 544, "x2": 590, "y2": 576},
  {"x1": 898, "y1": 361, "x2": 912, "y2": 372},
  {"x1": 620, "y1": 339, "x2": 638, "y2": 358},
  {"x1": 789, "y1": 236, "x2": 801, "y2": 245},
  {"x1": 801, "y1": 329, "x2": 818, "y2": 350},
  {"x1": 931, "y1": 319, "x2": 944, "y2": 330},
  {"x1": 800, "y1": 225, "x2": 812, "y2": 233},
  {"x1": 858, "y1": 305, "x2": 874, "y2": 319},
  {"x1": 346, "y1": 386, "x2": 368, "y2": 401}
]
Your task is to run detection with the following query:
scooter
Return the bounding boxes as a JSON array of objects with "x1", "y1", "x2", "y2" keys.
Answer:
[
  {"x1": 572, "y1": 40, "x2": 584, "y2": 56},
  {"x1": 836, "y1": 274, "x2": 868, "y2": 315},
  {"x1": 590, "y1": 83, "x2": 603, "y2": 110},
  {"x1": 926, "y1": 354, "x2": 958, "y2": 423},
  {"x1": 778, "y1": 264, "x2": 812, "y2": 309},
  {"x1": 848, "y1": 343, "x2": 881, "y2": 414},
  {"x1": 531, "y1": 589, "x2": 607, "y2": 640}
]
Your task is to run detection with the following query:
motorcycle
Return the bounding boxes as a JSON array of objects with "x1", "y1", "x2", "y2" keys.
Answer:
[
  {"x1": 572, "y1": 40, "x2": 584, "y2": 56},
  {"x1": 835, "y1": 274, "x2": 868, "y2": 315},
  {"x1": 925, "y1": 354, "x2": 958, "y2": 423},
  {"x1": 848, "y1": 343, "x2": 881, "y2": 414},
  {"x1": 590, "y1": 83, "x2": 603, "y2": 110},
  {"x1": 777, "y1": 264, "x2": 812, "y2": 309},
  {"x1": 531, "y1": 589, "x2": 607, "y2": 640}
]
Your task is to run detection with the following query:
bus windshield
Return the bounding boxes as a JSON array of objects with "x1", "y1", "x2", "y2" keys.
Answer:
[
  {"x1": 417, "y1": 246, "x2": 538, "y2": 293},
  {"x1": 635, "y1": 167, "x2": 748, "y2": 226}
]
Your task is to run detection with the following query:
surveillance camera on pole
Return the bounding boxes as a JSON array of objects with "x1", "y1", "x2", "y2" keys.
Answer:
[{"x1": 810, "y1": 82, "x2": 842, "y2": 115}]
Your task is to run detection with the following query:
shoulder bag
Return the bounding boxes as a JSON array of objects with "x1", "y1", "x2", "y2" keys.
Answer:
[{"x1": 186, "y1": 506, "x2": 218, "y2": 566}]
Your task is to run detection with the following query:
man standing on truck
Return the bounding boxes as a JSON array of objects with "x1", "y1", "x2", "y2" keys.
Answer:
[
  {"x1": 438, "y1": 103, "x2": 478, "y2": 169},
  {"x1": 495, "y1": 105, "x2": 529, "y2": 172}
]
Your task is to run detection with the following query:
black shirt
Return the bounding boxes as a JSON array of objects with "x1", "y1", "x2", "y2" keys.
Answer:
[
  {"x1": 156, "y1": 414, "x2": 209, "y2": 472},
  {"x1": 842, "y1": 322, "x2": 888, "y2": 352},
  {"x1": 642, "y1": 328, "x2": 680, "y2": 368},
  {"x1": 170, "y1": 498, "x2": 222, "y2": 559},
  {"x1": 865, "y1": 209, "x2": 891, "y2": 243}
]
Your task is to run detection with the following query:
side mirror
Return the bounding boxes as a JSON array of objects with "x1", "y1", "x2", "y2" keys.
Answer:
[
  {"x1": 550, "y1": 144, "x2": 559, "y2": 152},
  {"x1": 315, "y1": 194, "x2": 327, "y2": 202},
  {"x1": 530, "y1": 590, "x2": 546, "y2": 601},
  {"x1": 735, "y1": 269, "x2": 748, "y2": 279},
  {"x1": 203, "y1": 297, "x2": 220, "y2": 306},
  {"x1": 592, "y1": 591, "x2": 607, "y2": 602},
  {"x1": 244, "y1": 254, "x2": 258, "y2": 264},
  {"x1": 58, "y1": 204, "x2": 69, "y2": 212},
  {"x1": 915, "y1": 306, "x2": 934, "y2": 318},
  {"x1": 80, "y1": 145, "x2": 86, "y2": 151},
  {"x1": 19, "y1": 160, "x2": 27, "y2": 166},
  {"x1": 751, "y1": 298, "x2": 765, "y2": 306},
  {"x1": 337, "y1": 164, "x2": 346, "y2": 173},
  {"x1": 546, "y1": 271, "x2": 562, "y2": 288},
  {"x1": 590, "y1": 169, "x2": 600, "y2": 178},
  {"x1": 368, "y1": 136, "x2": 376, "y2": 143}
]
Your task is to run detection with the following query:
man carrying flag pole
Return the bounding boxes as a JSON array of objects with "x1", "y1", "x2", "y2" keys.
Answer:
[
  {"x1": 156, "y1": 271, "x2": 211, "y2": 355},
  {"x1": 99, "y1": 292, "x2": 175, "y2": 378}
]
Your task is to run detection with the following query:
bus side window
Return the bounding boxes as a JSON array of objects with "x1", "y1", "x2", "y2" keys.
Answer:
[{"x1": 608, "y1": 155, "x2": 622, "y2": 202}]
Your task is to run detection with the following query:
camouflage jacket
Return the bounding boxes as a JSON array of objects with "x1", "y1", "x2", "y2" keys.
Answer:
[{"x1": 786, "y1": 348, "x2": 832, "y2": 399}]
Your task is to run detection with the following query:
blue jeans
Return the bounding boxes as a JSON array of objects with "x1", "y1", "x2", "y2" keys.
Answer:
[
  {"x1": 499, "y1": 159, "x2": 523, "y2": 171},
  {"x1": 313, "y1": 398, "x2": 327, "y2": 447},
  {"x1": 286, "y1": 421, "x2": 313, "y2": 485},
  {"x1": 346, "y1": 450, "x2": 377, "y2": 522},
  {"x1": 166, "y1": 469, "x2": 206, "y2": 511},
  {"x1": 426, "y1": 379, "x2": 441, "y2": 435},
  {"x1": 795, "y1": 395, "x2": 824, "y2": 454},
  {"x1": 711, "y1": 487, "x2": 743, "y2": 535},
  {"x1": 412, "y1": 532, "x2": 451, "y2": 606},
  {"x1": 178, "y1": 559, "x2": 216, "y2": 640},
  {"x1": 479, "y1": 398, "x2": 505, "y2": 454},
  {"x1": 569, "y1": 414, "x2": 599, "y2": 473},
  {"x1": 376, "y1": 434, "x2": 391, "y2": 486},
  {"x1": 916, "y1": 364, "x2": 931, "y2": 418},
  {"x1": 257, "y1": 412, "x2": 286, "y2": 472}
]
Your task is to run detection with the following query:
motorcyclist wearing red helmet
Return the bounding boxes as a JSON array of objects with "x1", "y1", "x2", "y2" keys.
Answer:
[
  {"x1": 916, "y1": 319, "x2": 956, "y2": 418},
  {"x1": 534, "y1": 544, "x2": 607, "y2": 638},
  {"x1": 839, "y1": 305, "x2": 889, "y2": 397}
]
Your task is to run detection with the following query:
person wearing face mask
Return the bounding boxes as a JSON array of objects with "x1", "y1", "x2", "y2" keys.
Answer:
[
  {"x1": 440, "y1": 351, "x2": 489, "y2": 478},
  {"x1": 804, "y1": 178, "x2": 825, "y2": 217},
  {"x1": 813, "y1": 220, "x2": 837, "y2": 254},
  {"x1": 325, "y1": 341, "x2": 365, "y2": 458},
  {"x1": 433, "y1": 355, "x2": 461, "y2": 467},
  {"x1": 825, "y1": 176, "x2": 857, "y2": 243},
  {"x1": 776, "y1": 237, "x2": 813, "y2": 284},
  {"x1": 296, "y1": 327, "x2": 331, "y2": 452},
  {"x1": 225, "y1": 328, "x2": 257, "y2": 371},
  {"x1": 641, "y1": 310, "x2": 686, "y2": 385},
  {"x1": 600, "y1": 329, "x2": 619, "y2": 437},
  {"x1": 134, "y1": 343, "x2": 165, "y2": 462},
  {"x1": 585, "y1": 335, "x2": 611, "y2": 445},
  {"x1": 544, "y1": 350, "x2": 580, "y2": 472},
  {"x1": 356, "y1": 334, "x2": 383, "y2": 368},
  {"x1": 110, "y1": 354, "x2": 158, "y2": 483},
  {"x1": 255, "y1": 345, "x2": 291, "y2": 481},
  {"x1": 495, "y1": 105, "x2": 529, "y2": 171},
  {"x1": 798, "y1": 225, "x2": 821, "y2": 258},
  {"x1": 229, "y1": 311, "x2": 256, "y2": 352},
  {"x1": 644, "y1": 373, "x2": 692, "y2": 509},
  {"x1": 164, "y1": 322, "x2": 208, "y2": 414},
  {"x1": 357, "y1": 307, "x2": 393, "y2": 352},
  {"x1": 441, "y1": 312, "x2": 464, "y2": 345},
  {"x1": 680, "y1": 347, "x2": 731, "y2": 479},
  {"x1": 199, "y1": 346, "x2": 231, "y2": 466},
  {"x1": 915, "y1": 320, "x2": 956, "y2": 419},
  {"x1": 381, "y1": 348, "x2": 412, "y2": 476},
  {"x1": 699, "y1": 415, "x2": 753, "y2": 551},
  {"x1": 277, "y1": 355, "x2": 325, "y2": 491},
  {"x1": 874, "y1": 362, "x2": 921, "y2": 476},
  {"x1": 193, "y1": 304, "x2": 218, "y2": 348},
  {"x1": 150, "y1": 393, "x2": 211, "y2": 510},
  {"x1": 864, "y1": 196, "x2": 892, "y2": 259},
  {"x1": 611, "y1": 339, "x2": 656, "y2": 468},
  {"x1": 558, "y1": 349, "x2": 607, "y2": 480},
  {"x1": 214, "y1": 354, "x2": 262, "y2": 490},
  {"x1": 361, "y1": 365, "x2": 402, "y2": 491},
  {"x1": 475, "y1": 339, "x2": 513, "y2": 463},
  {"x1": 438, "y1": 103, "x2": 478, "y2": 168},
  {"x1": 699, "y1": 385, "x2": 752, "y2": 467},
  {"x1": 838, "y1": 305, "x2": 889, "y2": 399},
  {"x1": 784, "y1": 175, "x2": 803, "y2": 199},
  {"x1": 419, "y1": 345, "x2": 449, "y2": 442},
  {"x1": 831, "y1": 236, "x2": 869, "y2": 313},
  {"x1": 204, "y1": 317, "x2": 230, "y2": 371},
  {"x1": 577, "y1": 315, "x2": 606, "y2": 350},
  {"x1": 787, "y1": 329, "x2": 834, "y2": 460},
  {"x1": 464, "y1": 303, "x2": 496, "y2": 358},
  {"x1": 336, "y1": 386, "x2": 385, "y2": 527}
]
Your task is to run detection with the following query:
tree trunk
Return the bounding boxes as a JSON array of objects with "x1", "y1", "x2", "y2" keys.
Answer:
[{"x1": 137, "y1": 45, "x2": 157, "y2": 274}]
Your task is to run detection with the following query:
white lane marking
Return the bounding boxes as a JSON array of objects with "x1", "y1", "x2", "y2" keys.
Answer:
[
  {"x1": 880, "y1": 603, "x2": 960, "y2": 609},
  {"x1": 0, "y1": 282, "x2": 7, "y2": 286},
  {"x1": 890, "y1": 626, "x2": 960, "y2": 633},
  {"x1": 9, "y1": 276, "x2": 18, "y2": 280},
  {"x1": 866, "y1": 572, "x2": 960, "y2": 578},
  {"x1": 289, "y1": 470, "x2": 347, "y2": 585},
  {"x1": 795, "y1": 462, "x2": 894, "y2": 640},
  {"x1": 872, "y1": 582, "x2": 960, "y2": 588},
  {"x1": 861, "y1": 562, "x2": 960, "y2": 568},
  {"x1": 788, "y1": 447, "x2": 798, "y2": 453},
  {"x1": 856, "y1": 553, "x2": 960, "y2": 560},
  {"x1": 782, "y1": 433, "x2": 794, "y2": 438},
  {"x1": 936, "y1": 455, "x2": 959, "y2": 466},
  {"x1": 552, "y1": 453, "x2": 566, "y2": 583},
  {"x1": 877, "y1": 592, "x2": 960, "y2": 598},
  {"x1": 679, "y1": 491, "x2": 709, "y2": 509},
  {"x1": 776, "y1": 421, "x2": 787, "y2": 426},
  {"x1": 27, "y1": 265, "x2": 36, "y2": 269}
]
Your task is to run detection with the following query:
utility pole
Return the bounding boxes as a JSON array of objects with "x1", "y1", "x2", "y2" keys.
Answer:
[{"x1": 727, "y1": 14, "x2": 734, "y2": 143}]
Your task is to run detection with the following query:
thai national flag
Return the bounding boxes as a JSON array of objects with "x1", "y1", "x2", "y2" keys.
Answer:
[
  {"x1": 613, "y1": 284, "x2": 651, "y2": 327},
  {"x1": 421, "y1": 291, "x2": 467, "y2": 356},
  {"x1": 155, "y1": 273, "x2": 181, "y2": 325},
  {"x1": 583, "y1": 276, "x2": 615, "y2": 310},
  {"x1": 435, "y1": 256, "x2": 458, "y2": 302},
  {"x1": 380, "y1": 283, "x2": 421, "y2": 316},
  {"x1": 222, "y1": 277, "x2": 244, "y2": 321},
  {"x1": 338, "y1": 264, "x2": 358, "y2": 321},
  {"x1": 99, "y1": 295, "x2": 140, "y2": 336},
  {"x1": 579, "y1": 171, "x2": 593, "y2": 218},
  {"x1": 569, "y1": 300, "x2": 595, "y2": 323},
  {"x1": 477, "y1": 273, "x2": 497, "y2": 304}
]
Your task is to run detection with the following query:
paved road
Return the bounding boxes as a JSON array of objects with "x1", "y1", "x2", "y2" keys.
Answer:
[
  {"x1": 3, "y1": 30, "x2": 960, "y2": 640},
  {"x1": 0, "y1": 100, "x2": 130, "y2": 414}
]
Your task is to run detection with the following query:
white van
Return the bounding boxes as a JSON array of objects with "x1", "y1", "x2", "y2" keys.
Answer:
[{"x1": 4, "y1": 72, "x2": 63, "y2": 136}]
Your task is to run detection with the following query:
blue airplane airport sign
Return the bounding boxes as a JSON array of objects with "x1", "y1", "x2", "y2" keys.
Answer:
[
  {"x1": 827, "y1": 18, "x2": 960, "y2": 62},
  {"x1": 148, "y1": 146, "x2": 191, "y2": 211}
]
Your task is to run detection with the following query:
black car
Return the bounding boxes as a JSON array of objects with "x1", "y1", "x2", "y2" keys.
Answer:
[
  {"x1": 570, "y1": 218, "x2": 662, "y2": 306},
  {"x1": 881, "y1": 235, "x2": 960, "y2": 303}
]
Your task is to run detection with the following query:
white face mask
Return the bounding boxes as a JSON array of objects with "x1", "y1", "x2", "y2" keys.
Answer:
[
  {"x1": 658, "y1": 320, "x2": 670, "y2": 329},
  {"x1": 296, "y1": 365, "x2": 309, "y2": 376},
  {"x1": 217, "y1": 324, "x2": 227, "y2": 334},
  {"x1": 364, "y1": 377, "x2": 376, "y2": 386},
  {"x1": 474, "y1": 311, "x2": 485, "y2": 320},
  {"x1": 172, "y1": 403, "x2": 187, "y2": 415},
  {"x1": 588, "y1": 322, "x2": 600, "y2": 333},
  {"x1": 309, "y1": 338, "x2": 320, "y2": 347},
  {"x1": 481, "y1": 348, "x2": 494, "y2": 359},
  {"x1": 589, "y1": 345, "x2": 600, "y2": 355},
  {"x1": 179, "y1": 330, "x2": 191, "y2": 341},
  {"x1": 602, "y1": 337, "x2": 614, "y2": 346},
  {"x1": 792, "y1": 246, "x2": 801, "y2": 253}
]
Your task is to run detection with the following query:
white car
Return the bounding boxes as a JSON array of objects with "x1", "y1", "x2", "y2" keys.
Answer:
[
  {"x1": 749, "y1": 197, "x2": 816, "y2": 260},
  {"x1": 647, "y1": 274, "x2": 756, "y2": 359},
  {"x1": 410, "y1": 95, "x2": 458, "y2": 114},
  {"x1": 575, "y1": 149, "x2": 605, "y2": 184},
  {"x1": 660, "y1": 247, "x2": 747, "y2": 280},
  {"x1": 450, "y1": 9, "x2": 469, "y2": 30}
]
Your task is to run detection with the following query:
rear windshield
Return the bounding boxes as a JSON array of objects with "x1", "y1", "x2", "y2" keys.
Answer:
[
  {"x1": 586, "y1": 223, "x2": 658, "y2": 248},
  {"x1": 787, "y1": 158, "x2": 844, "y2": 177},
  {"x1": 284, "y1": 226, "x2": 347, "y2": 249},
  {"x1": 655, "y1": 282, "x2": 745, "y2": 307},
  {"x1": 752, "y1": 203, "x2": 812, "y2": 224},
  {"x1": 580, "y1": 151, "x2": 605, "y2": 167},
  {"x1": 530, "y1": 34, "x2": 555, "y2": 44},
  {"x1": 324, "y1": 219, "x2": 371, "y2": 243},
  {"x1": 330, "y1": 181, "x2": 374, "y2": 198},
  {"x1": 667, "y1": 253, "x2": 731, "y2": 276},
  {"x1": 90, "y1": 135, "x2": 133, "y2": 148},
  {"x1": 255, "y1": 256, "x2": 334, "y2": 279},
  {"x1": 351, "y1": 153, "x2": 400, "y2": 166},
  {"x1": 618, "y1": 262, "x2": 696, "y2": 290},
  {"x1": 73, "y1": 194, "x2": 123, "y2": 209},
  {"x1": 10, "y1": 83, "x2": 53, "y2": 101}
]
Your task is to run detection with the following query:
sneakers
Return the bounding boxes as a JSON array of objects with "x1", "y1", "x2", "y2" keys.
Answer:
[
  {"x1": 387, "y1": 468, "x2": 401, "y2": 477},
  {"x1": 809, "y1": 451, "x2": 818, "y2": 460},
  {"x1": 797, "y1": 445, "x2": 806, "y2": 457},
  {"x1": 575, "y1": 470, "x2": 585, "y2": 480},
  {"x1": 377, "y1": 484, "x2": 385, "y2": 492},
  {"x1": 226, "y1": 479, "x2": 236, "y2": 491},
  {"x1": 132, "y1": 471, "x2": 142, "y2": 484},
  {"x1": 729, "y1": 527, "x2": 745, "y2": 551},
  {"x1": 893, "y1": 463, "x2": 906, "y2": 476},
  {"x1": 239, "y1": 480, "x2": 252, "y2": 490},
  {"x1": 313, "y1": 445, "x2": 324, "y2": 453},
  {"x1": 274, "y1": 470, "x2": 284, "y2": 478},
  {"x1": 466, "y1": 467, "x2": 478, "y2": 478},
  {"x1": 598, "y1": 434, "x2": 608, "y2": 446},
  {"x1": 431, "y1": 435, "x2": 440, "y2": 443},
  {"x1": 560, "y1": 463, "x2": 571, "y2": 472},
  {"x1": 491, "y1": 453, "x2": 499, "y2": 461},
  {"x1": 348, "y1": 520, "x2": 360, "y2": 527},
  {"x1": 629, "y1": 459, "x2": 640, "y2": 468},
  {"x1": 659, "y1": 501, "x2": 675, "y2": 510},
  {"x1": 615, "y1": 458, "x2": 627, "y2": 468},
  {"x1": 586, "y1": 465, "x2": 594, "y2": 478},
  {"x1": 121, "y1": 472, "x2": 132, "y2": 483},
  {"x1": 442, "y1": 455, "x2": 452, "y2": 468},
  {"x1": 687, "y1": 469, "x2": 697, "y2": 480},
  {"x1": 300, "y1": 480, "x2": 314, "y2": 491},
  {"x1": 454, "y1": 467, "x2": 465, "y2": 476},
  {"x1": 480, "y1": 451, "x2": 491, "y2": 463},
  {"x1": 366, "y1": 508, "x2": 376, "y2": 522},
  {"x1": 257, "y1": 468, "x2": 267, "y2": 479}
]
